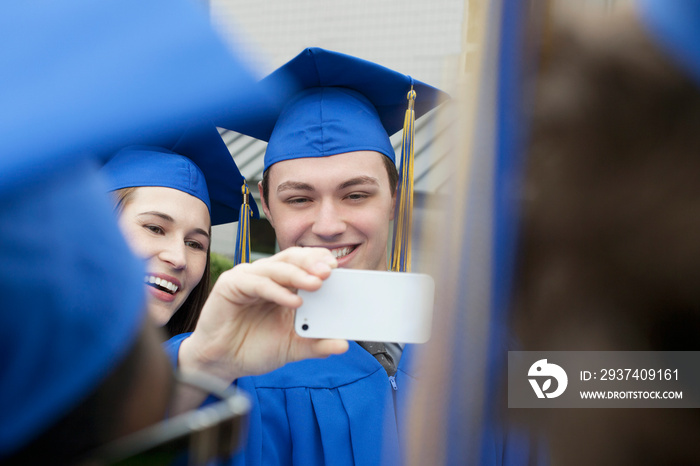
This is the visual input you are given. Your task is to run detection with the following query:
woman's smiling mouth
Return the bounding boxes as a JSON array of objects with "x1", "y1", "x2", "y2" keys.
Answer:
[{"x1": 144, "y1": 275, "x2": 179, "y2": 294}]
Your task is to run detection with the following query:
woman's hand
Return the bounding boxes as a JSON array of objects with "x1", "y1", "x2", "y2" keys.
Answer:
[{"x1": 178, "y1": 247, "x2": 348, "y2": 383}]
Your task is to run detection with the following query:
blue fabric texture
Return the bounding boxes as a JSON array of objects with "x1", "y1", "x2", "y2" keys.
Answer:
[
  {"x1": 638, "y1": 0, "x2": 700, "y2": 85},
  {"x1": 164, "y1": 332, "x2": 192, "y2": 367},
  {"x1": 266, "y1": 87, "x2": 396, "y2": 169},
  {"x1": 235, "y1": 342, "x2": 539, "y2": 465},
  {"x1": 104, "y1": 147, "x2": 211, "y2": 212},
  {"x1": 0, "y1": 160, "x2": 146, "y2": 456},
  {"x1": 233, "y1": 342, "x2": 407, "y2": 466},
  {"x1": 0, "y1": 0, "x2": 271, "y2": 198},
  {"x1": 163, "y1": 335, "x2": 540, "y2": 464},
  {"x1": 218, "y1": 47, "x2": 449, "y2": 172},
  {"x1": 0, "y1": 0, "x2": 272, "y2": 455},
  {"x1": 102, "y1": 125, "x2": 259, "y2": 225}
]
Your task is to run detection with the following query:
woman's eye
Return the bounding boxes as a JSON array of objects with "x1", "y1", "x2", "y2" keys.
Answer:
[
  {"x1": 186, "y1": 240, "x2": 204, "y2": 251},
  {"x1": 144, "y1": 224, "x2": 164, "y2": 234}
]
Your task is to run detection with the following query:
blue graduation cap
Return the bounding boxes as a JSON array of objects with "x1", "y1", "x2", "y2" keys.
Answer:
[
  {"x1": 0, "y1": 0, "x2": 271, "y2": 198},
  {"x1": 0, "y1": 159, "x2": 146, "y2": 457},
  {"x1": 220, "y1": 47, "x2": 448, "y2": 170},
  {"x1": 218, "y1": 47, "x2": 449, "y2": 271},
  {"x1": 0, "y1": 0, "x2": 273, "y2": 455},
  {"x1": 102, "y1": 124, "x2": 260, "y2": 226},
  {"x1": 638, "y1": 0, "x2": 700, "y2": 85}
]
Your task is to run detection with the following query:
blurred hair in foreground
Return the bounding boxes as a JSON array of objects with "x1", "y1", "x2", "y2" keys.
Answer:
[
  {"x1": 406, "y1": 0, "x2": 546, "y2": 463},
  {"x1": 408, "y1": 1, "x2": 700, "y2": 465},
  {"x1": 512, "y1": 6, "x2": 700, "y2": 466}
]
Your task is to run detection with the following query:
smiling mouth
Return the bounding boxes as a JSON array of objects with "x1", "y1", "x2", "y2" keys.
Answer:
[
  {"x1": 330, "y1": 246, "x2": 356, "y2": 259},
  {"x1": 144, "y1": 275, "x2": 179, "y2": 295}
]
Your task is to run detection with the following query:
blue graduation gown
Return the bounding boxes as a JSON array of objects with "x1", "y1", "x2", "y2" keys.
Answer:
[
  {"x1": 233, "y1": 341, "x2": 410, "y2": 466},
  {"x1": 164, "y1": 337, "x2": 542, "y2": 465},
  {"x1": 164, "y1": 337, "x2": 410, "y2": 465}
]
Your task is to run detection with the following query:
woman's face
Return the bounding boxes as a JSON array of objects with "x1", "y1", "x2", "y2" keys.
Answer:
[{"x1": 117, "y1": 187, "x2": 211, "y2": 326}]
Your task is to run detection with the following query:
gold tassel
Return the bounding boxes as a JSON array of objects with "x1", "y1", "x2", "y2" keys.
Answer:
[
  {"x1": 234, "y1": 181, "x2": 252, "y2": 265},
  {"x1": 390, "y1": 87, "x2": 416, "y2": 272}
]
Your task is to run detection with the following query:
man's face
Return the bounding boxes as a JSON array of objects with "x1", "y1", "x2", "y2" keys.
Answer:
[{"x1": 260, "y1": 150, "x2": 396, "y2": 271}]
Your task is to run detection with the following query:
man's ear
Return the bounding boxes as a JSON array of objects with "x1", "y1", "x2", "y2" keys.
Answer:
[
  {"x1": 389, "y1": 187, "x2": 397, "y2": 221},
  {"x1": 258, "y1": 180, "x2": 275, "y2": 228}
]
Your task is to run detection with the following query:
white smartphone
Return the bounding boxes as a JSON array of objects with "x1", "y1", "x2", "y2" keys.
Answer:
[{"x1": 295, "y1": 268, "x2": 435, "y2": 344}]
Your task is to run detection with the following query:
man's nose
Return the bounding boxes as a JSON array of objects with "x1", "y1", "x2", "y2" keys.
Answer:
[{"x1": 311, "y1": 200, "x2": 347, "y2": 239}]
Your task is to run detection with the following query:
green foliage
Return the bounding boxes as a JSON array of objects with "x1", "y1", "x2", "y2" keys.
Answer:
[{"x1": 210, "y1": 252, "x2": 234, "y2": 290}]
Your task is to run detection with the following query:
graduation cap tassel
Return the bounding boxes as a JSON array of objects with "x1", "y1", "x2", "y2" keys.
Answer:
[
  {"x1": 390, "y1": 86, "x2": 416, "y2": 273},
  {"x1": 234, "y1": 181, "x2": 252, "y2": 266}
]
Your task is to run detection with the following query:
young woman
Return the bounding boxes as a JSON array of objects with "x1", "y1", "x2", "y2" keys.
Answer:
[
  {"x1": 102, "y1": 125, "x2": 256, "y2": 338},
  {"x1": 103, "y1": 125, "x2": 348, "y2": 381}
]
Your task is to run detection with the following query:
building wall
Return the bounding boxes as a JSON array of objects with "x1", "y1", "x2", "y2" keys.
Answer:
[{"x1": 210, "y1": 0, "x2": 466, "y2": 94}]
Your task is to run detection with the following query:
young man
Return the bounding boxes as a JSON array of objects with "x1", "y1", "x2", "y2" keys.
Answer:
[
  {"x1": 219, "y1": 48, "x2": 545, "y2": 466},
  {"x1": 216, "y1": 47, "x2": 449, "y2": 465}
]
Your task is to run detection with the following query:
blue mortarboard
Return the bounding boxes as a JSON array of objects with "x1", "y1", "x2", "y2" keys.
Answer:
[
  {"x1": 638, "y1": 0, "x2": 700, "y2": 85},
  {"x1": 102, "y1": 124, "x2": 260, "y2": 226},
  {"x1": 218, "y1": 47, "x2": 449, "y2": 172},
  {"x1": 0, "y1": 159, "x2": 146, "y2": 457}
]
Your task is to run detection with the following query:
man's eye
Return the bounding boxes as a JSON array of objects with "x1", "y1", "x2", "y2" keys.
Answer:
[
  {"x1": 285, "y1": 197, "x2": 310, "y2": 205},
  {"x1": 346, "y1": 193, "x2": 369, "y2": 201}
]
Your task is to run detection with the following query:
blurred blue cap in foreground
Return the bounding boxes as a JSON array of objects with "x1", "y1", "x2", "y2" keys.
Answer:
[
  {"x1": 0, "y1": 0, "x2": 269, "y2": 197},
  {"x1": 0, "y1": 159, "x2": 146, "y2": 457},
  {"x1": 638, "y1": 0, "x2": 700, "y2": 84},
  {"x1": 0, "y1": 0, "x2": 272, "y2": 456}
]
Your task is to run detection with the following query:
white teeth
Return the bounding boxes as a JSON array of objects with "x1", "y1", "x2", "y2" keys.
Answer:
[
  {"x1": 144, "y1": 275, "x2": 178, "y2": 293},
  {"x1": 331, "y1": 247, "x2": 352, "y2": 259}
]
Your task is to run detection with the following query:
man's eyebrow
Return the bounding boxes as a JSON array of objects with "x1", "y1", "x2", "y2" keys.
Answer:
[
  {"x1": 337, "y1": 176, "x2": 380, "y2": 191},
  {"x1": 137, "y1": 211, "x2": 210, "y2": 239},
  {"x1": 276, "y1": 181, "x2": 314, "y2": 193}
]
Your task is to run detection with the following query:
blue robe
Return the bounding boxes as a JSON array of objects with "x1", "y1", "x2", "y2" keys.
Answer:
[
  {"x1": 232, "y1": 341, "x2": 411, "y2": 466},
  {"x1": 165, "y1": 337, "x2": 543, "y2": 465}
]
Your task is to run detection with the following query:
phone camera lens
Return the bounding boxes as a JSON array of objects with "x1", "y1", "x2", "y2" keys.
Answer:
[{"x1": 302, "y1": 324, "x2": 309, "y2": 331}]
